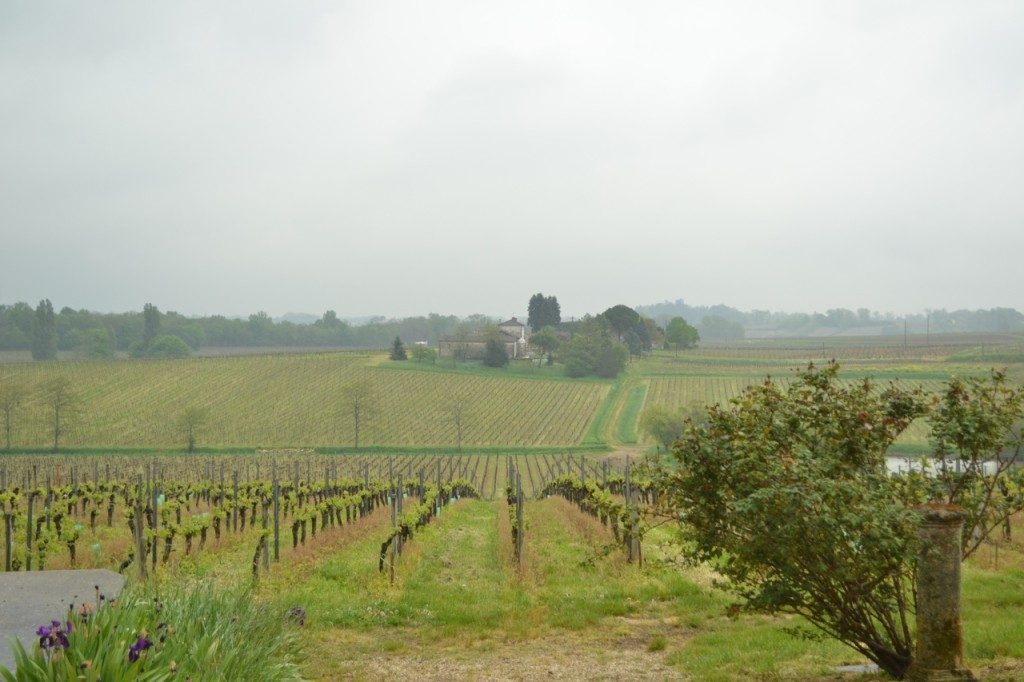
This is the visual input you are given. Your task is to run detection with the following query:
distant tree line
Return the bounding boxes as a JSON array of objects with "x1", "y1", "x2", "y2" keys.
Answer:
[
  {"x1": 0, "y1": 301, "x2": 497, "y2": 356},
  {"x1": 638, "y1": 299, "x2": 1024, "y2": 338}
]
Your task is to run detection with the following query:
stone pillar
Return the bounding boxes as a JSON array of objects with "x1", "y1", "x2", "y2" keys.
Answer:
[{"x1": 908, "y1": 505, "x2": 976, "y2": 681}]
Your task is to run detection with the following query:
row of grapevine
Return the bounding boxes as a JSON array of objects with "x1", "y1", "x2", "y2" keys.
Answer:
[
  {"x1": 0, "y1": 354, "x2": 609, "y2": 448},
  {"x1": 0, "y1": 453, "x2": 504, "y2": 579}
]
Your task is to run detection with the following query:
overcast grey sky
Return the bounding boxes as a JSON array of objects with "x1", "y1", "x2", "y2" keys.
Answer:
[{"x1": 1, "y1": 1, "x2": 1022, "y2": 319}]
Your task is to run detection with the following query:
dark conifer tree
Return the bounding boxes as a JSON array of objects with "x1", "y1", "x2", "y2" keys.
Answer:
[{"x1": 390, "y1": 336, "x2": 407, "y2": 360}]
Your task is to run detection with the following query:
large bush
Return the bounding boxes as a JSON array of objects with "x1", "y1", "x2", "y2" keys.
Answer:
[
  {"x1": 658, "y1": 362, "x2": 1024, "y2": 678},
  {"x1": 661, "y1": 363, "x2": 926, "y2": 677}
]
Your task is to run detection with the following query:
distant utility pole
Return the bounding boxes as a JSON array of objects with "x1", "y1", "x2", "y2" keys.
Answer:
[
  {"x1": 904, "y1": 318, "x2": 908, "y2": 350},
  {"x1": 926, "y1": 313, "x2": 930, "y2": 346}
]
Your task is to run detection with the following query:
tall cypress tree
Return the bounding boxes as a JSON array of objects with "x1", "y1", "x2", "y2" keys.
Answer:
[
  {"x1": 31, "y1": 299, "x2": 57, "y2": 360},
  {"x1": 390, "y1": 336, "x2": 407, "y2": 360}
]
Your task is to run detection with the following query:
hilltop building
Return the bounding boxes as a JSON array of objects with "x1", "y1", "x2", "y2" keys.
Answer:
[{"x1": 438, "y1": 317, "x2": 529, "y2": 360}]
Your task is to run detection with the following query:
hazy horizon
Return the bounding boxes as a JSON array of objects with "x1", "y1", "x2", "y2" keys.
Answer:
[
  {"x1": 2, "y1": 2, "x2": 1023, "y2": 318},
  {"x1": 3, "y1": 296, "x2": 1019, "y2": 326}
]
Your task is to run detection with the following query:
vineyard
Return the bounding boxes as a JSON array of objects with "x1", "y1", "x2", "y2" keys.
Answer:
[
  {"x1": 0, "y1": 450, "x2": 1021, "y2": 680},
  {"x1": 0, "y1": 354, "x2": 609, "y2": 449},
  {"x1": 0, "y1": 340, "x2": 1019, "y2": 456},
  {"x1": 0, "y1": 340, "x2": 1022, "y2": 677}
]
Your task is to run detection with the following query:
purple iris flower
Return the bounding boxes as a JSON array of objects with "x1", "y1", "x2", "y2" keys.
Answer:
[
  {"x1": 36, "y1": 621, "x2": 71, "y2": 650},
  {"x1": 128, "y1": 636, "x2": 152, "y2": 662}
]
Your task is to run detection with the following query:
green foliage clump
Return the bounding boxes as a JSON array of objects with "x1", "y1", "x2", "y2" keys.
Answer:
[
  {"x1": 146, "y1": 335, "x2": 192, "y2": 358},
  {"x1": 410, "y1": 344, "x2": 437, "y2": 364},
  {"x1": 559, "y1": 317, "x2": 628, "y2": 378},
  {"x1": 482, "y1": 336, "x2": 509, "y2": 368},
  {"x1": 599, "y1": 305, "x2": 652, "y2": 357},
  {"x1": 529, "y1": 326, "x2": 560, "y2": 365},
  {"x1": 662, "y1": 362, "x2": 926, "y2": 678},
  {"x1": 918, "y1": 370, "x2": 1024, "y2": 557},
  {"x1": 75, "y1": 328, "x2": 115, "y2": 359},
  {"x1": 660, "y1": 362, "x2": 1024, "y2": 678},
  {"x1": 639, "y1": 404, "x2": 687, "y2": 450},
  {"x1": 133, "y1": 335, "x2": 191, "y2": 359}
]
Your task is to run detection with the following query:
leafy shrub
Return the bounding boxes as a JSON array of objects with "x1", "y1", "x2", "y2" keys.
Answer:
[{"x1": 662, "y1": 362, "x2": 926, "y2": 678}]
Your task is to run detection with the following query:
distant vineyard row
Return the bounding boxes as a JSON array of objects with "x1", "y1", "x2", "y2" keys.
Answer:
[
  {"x1": 643, "y1": 375, "x2": 948, "y2": 447},
  {"x1": 0, "y1": 354, "x2": 609, "y2": 449}
]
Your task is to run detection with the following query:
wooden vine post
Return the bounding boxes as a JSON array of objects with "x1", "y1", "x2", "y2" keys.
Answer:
[
  {"x1": 515, "y1": 472, "x2": 524, "y2": 565},
  {"x1": 134, "y1": 481, "x2": 147, "y2": 580},
  {"x1": 25, "y1": 492, "x2": 33, "y2": 571},
  {"x1": 232, "y1": 470, "x2": 239, "y2": 532},
  {"x1": 395, "y1": 476, "x2": 403, "y2": 556},
  {"x1": 624, "y1": 459, "x2": 640, "y2": 564},
  {"x1": 272, "y1": 471, "x2": 281, "y2": 562},
  {"x1": 261, "y1": 485, "x2": 270, "y2": 571},
  {"x1": 151, "y1": 482, "x2": 159, "y2": 574},
  {"x1": 4, "y1": 510, "x2": 12, "y2": 572},
  {"x1": 389, "y1": 473, "x2": 397, "y2": 585}
]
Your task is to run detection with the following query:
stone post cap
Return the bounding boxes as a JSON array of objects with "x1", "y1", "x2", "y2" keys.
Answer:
[{"x1": 917, "y1": 503, "x2": 967, "y2": 524}]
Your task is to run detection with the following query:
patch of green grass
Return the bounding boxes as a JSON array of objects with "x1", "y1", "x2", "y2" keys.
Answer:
[
  {"x1": 666, "y1": 618, "x2": 855, "y2": 682},
  {"x1": 962, "y1": 565, "x2": 1024, "y2": 661},
  {"x1": 528, "y1": 499, "x2": 711, "y2": 629},
  {"x1": 614, "y1": 381, "x2": 648, "y2": 444},
  {"x1": 582, "y1": 376, "x2": 626, "y2": 444},
  {"x1": 647, "y1": 634, "x2": 667, "y2": 651},
  {"x1": 398, "y1": 500, "x2": 526, "y2": 635},
  {"x1": 277, "y1": 500, "x2": 523, "y2": 633}
]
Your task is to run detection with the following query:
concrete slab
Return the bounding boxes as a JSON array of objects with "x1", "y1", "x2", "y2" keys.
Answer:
[{"x1": 0, "y1": 570, "x2": 125, "y2": 670}]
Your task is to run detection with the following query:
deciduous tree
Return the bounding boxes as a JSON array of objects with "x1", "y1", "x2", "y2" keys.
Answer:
[
  {"x1": 39, "y1": 376, "x2": 81, "y2": 453},
  {"x1": 410, "y1": 345, "x2": 437, "y2": 364},
  {"x1": 665, "y1": 317, "x2": 699, "y2": 353},
  {"x1": 178, "y1": 406, "x2": 208, "y2": 453},
  {"x1": 0, "y1": 379, "x2": 29, "y2": 450},
  {"x1": 530, "y1": 326, "x2": 561, "y2": 365},
  {"x1": 342, "y1": 378, "x2": 377, "y2": 449},
  {"x1": 443, "y1": 398, "x2": 470, "y2": 451}
]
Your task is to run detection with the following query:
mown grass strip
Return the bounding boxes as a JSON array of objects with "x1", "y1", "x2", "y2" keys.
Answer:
[
  {"x1": 614, "y1": 381, "x2": 648, "y2": 444},
  {"x1": 582, "y1": 376, "x2": 626, "y2": 444}
]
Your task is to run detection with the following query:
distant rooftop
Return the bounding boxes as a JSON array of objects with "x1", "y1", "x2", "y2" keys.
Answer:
[{"x1": 499, "y1": 317, "x2": 524, "y2": 327}]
